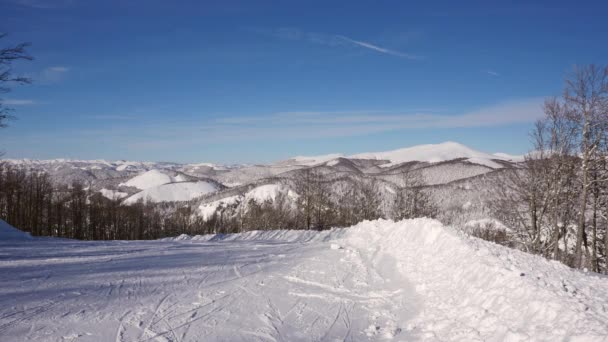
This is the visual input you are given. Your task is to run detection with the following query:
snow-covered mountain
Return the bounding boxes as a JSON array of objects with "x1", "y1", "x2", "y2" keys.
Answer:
[
  {"x1": 1, "y1": 142, "x2": 519, "y2": 211},
  {"x1": 350, "y1": 141, "x2": 514, "y2": 168}
]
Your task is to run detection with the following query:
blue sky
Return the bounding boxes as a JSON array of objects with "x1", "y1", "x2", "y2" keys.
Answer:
[{"x1": 1, "y1": 0, "x2": 607, "y2": 163}]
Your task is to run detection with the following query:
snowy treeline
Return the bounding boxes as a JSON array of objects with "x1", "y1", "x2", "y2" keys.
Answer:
[{"x1": 0, "y1": 163, "x2": 436, "y2": 240}]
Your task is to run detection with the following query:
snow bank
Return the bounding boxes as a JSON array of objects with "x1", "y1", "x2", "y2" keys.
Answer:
[
  {"x1": 340, "y1": 219, "x2": 608, "y2": 341},
  {"x1": 123, "y1": 181, "x2": 218, "y2": 204},
  {"x1": 162, "y1": 228, "x2": 346, "y2": 243},
  {"x1": 0, "y1": 219, "x2": 32, "y2": 241}
]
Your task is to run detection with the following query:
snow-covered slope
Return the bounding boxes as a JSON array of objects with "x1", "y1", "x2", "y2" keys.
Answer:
[
  {"x1": 119, "y1": 169, "x2": 175, "y2": 190},
  {"x1": 123, "y1": 181, "x2": 219, "y2": 204},
  {"x1": 351, "y1": 141, "x2": 508, "y2": 168},
  {"x1": 0, "y1": 219, "x2": 32, "y2": 241},
  {"x1": 198, "y1": 184, "x2": 297, "y2": 220},
  {"x1": 1, "y1": 219, "x2": 606, "y2": 341}
]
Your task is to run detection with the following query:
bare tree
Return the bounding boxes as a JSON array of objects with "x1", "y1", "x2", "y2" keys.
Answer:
[
  {"x1": 1, "y1": 34, "x2": 33, "y2": 129},
  {"x1": 393, "y1": 169, "x2": 437, "y2": 220},
  {"x1": 563, "y1": 65, "x2": 608, "y2": 268}
]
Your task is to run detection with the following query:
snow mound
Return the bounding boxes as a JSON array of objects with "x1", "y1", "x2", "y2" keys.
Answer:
[
  {"x1": 123, "y1": 181, "x2": 219, "y2": 204},
  {"x1": 340, "y1": 219, "x2": 608, "y2": 340},
  {"x1": 119, "y1": 169, "x2": 173, "y2": 190},
  {"x1": 351, "y1": 141, "x2": 507, "y2": 168},
  {"x1": 0, "y1": 219, "x2": 32, "y2": 241}
]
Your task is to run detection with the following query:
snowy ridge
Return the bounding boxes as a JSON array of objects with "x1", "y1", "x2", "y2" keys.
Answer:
[{"x1": 351, "y1": 141, "x2": 508, "y2": 168}]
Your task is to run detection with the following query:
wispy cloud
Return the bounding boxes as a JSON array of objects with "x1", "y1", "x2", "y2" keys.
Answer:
[
  {"x1": 3, "y1": 98, "x2": 543, "y2": 162},
  {"x1": 31, "y1": 98, "x2": 542, "y2": 152},
  {"x1": 335, "y1": 35, "x2": 421, "y2": 59},
  {"x1": 86, "y1": 114, "x2": 140, "y2": 120},
  {"x1": 33, "y1": 66, "x2": 70, "y2": 84},
  {"x1": 11, "y1": 0, "x2": 75, "y2": 9},
  {"x1": 254, "y1": 28, "x2": 422, "y2": 59},
  {"x1": 2, "y1": 99, "x2": 35, "y2": 105},
  {"x1": 485, "y1": 70, "x2": 500, "y2": 77}
]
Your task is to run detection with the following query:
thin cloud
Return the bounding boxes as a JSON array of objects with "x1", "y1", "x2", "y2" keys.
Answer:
[
  {"x1": 6, "y1": 99, "x2": 543, "y2": 159},
  {"x1": 11, "y1": 0, "x2": 75, "y2": 9},
  {"x1": 335, "y1": 35, "x2": 421, "y2": 59},
  {"x1": 485, "y1": 70, "x2": 500, "y2": 77},
  {"x1": 36, "y1": 66, "x2": 70, "y2": 84},
  {"x1": 2, "y1": 99, "x2": 35, "y2": 105},
  {"x1": 254, "y1": 27, "x2": 422, "y2": 59}
]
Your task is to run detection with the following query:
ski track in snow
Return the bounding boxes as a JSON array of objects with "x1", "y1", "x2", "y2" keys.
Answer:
[
  {"x1": 1, "y1": 219, "x2": 607, "y2": 341},
  {"x1": 0, "y1": 235, "x2": 415, "y2": 341}
]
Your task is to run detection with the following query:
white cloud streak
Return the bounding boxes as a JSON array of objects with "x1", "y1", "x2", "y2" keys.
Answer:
[
  {"x1": 35, "y1": 98, "x2": 543, "y2": 150},
  {"x1": 2, "y1": 99, "x2": 35, "y2": 105},
  {"x1": 255, "y1": 28, "x2": 422, "y2": 60},
  {"x1": 335, "y1": 35, "x2": 421, "y2": 59}
]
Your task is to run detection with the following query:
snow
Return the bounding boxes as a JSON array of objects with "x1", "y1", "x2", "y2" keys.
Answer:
[
  {"x1": 198, "y1": 195, "x2": 240, "y2": 220},
  {"x1": 197, "y1": 184, "x2": 297, "y2": 220},
  {"x1": 287, "y1": 153, "x2": 344, "y2": 166},
  {"x1": 1, "y1": 219, "x2": 607, "y2": 341},
  {"x1": 493, "y1": 152, "x2": 525, "y2": 162},
  {"x1": 0, "y1": 219, "x2": 31, "y2": 241},
  {"x1": 123, "y1": 181, "x2": 219, "y2": 204},
  {"x1": 99, "y1": 188, "x2": 129, "y2": 200},
  {"x1": 119, "y1": 169, "x2": 174, "y2": 190},
  {"x1": 351, "y1": 141, "x2": 508, "y2": 168},
  {"x1": 247, "y1": 184, "x2": 297, "y2": 202}
]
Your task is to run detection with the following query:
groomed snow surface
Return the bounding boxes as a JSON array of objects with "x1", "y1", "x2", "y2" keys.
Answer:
[{"x1": 1, "y1": 219, "x2": 607, "y2": 341}]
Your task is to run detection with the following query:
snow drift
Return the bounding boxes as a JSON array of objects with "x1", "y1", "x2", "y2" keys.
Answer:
[{"x1": 339, "y1": 219, "x2": 608, "y2": 340}]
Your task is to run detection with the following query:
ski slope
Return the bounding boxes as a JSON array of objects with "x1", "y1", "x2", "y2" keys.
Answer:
[{"x1": 1, "y1": 219, "x2": 607, "y2": 341}]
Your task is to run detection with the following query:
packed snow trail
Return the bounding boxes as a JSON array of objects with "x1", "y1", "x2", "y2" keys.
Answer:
[
  {"x1": 1, "y1": 219, "x2": 608, "y2": 341},
  {"x1": 0, "y1": 227, "x2": 417, "y2": 341}
]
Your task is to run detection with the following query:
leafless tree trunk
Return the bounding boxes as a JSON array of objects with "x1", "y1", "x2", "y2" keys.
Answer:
[{"x1": 564, "y1": 65, "x2": 608, "y2": 268}]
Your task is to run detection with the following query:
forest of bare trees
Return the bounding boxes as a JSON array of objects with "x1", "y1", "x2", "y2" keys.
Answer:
[
  {"x1": 0, "y1": 162, "x2": 438, "y2": 241},
  {"x1": 493, "y1": 65, "x2": 608, "y2": 272}
]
